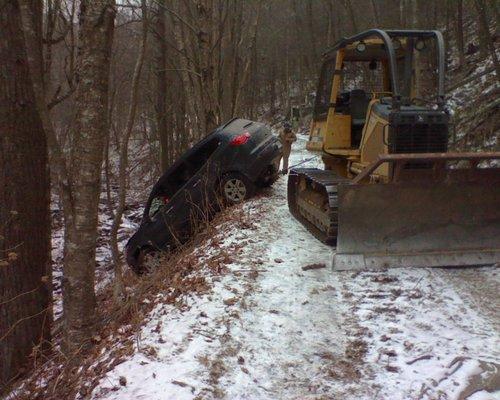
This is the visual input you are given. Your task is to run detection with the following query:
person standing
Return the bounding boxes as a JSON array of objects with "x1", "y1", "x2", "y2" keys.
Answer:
[{"x1": 279, "y1": 121, "x2": 297, "y2": 174}]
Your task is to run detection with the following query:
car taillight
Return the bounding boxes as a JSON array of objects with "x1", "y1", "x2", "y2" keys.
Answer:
[{"x1": 230, "y1": 131, "x2": 251, "y2": 146}]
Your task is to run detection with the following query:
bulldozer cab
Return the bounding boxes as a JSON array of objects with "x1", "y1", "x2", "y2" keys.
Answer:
[{"x1": 307, "y1": 30, "x2": 445, "y2": 155}]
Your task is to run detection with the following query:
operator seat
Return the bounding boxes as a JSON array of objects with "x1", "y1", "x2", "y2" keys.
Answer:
[{"x1": 349, "y1": 89, "x2": 370, "y2": 147}]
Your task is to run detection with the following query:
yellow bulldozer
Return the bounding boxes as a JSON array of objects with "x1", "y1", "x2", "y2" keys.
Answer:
[{"x1": 288, "y1": 29, "x2": 500, "y2": 270}]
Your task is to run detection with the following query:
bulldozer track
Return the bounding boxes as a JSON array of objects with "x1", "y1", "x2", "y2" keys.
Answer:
[{"x1": 287, "y1": 168, "x2": 348, "y2": 245}]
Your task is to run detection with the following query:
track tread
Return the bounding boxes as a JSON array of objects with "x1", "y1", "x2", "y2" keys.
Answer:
[{"x1": 288, "y1": 168, "x2": 349, "y2": 245}]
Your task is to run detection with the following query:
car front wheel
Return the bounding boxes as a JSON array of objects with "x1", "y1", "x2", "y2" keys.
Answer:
[
  {"x1": 133, "y1": 247, "x2": 164, "y2": 274},
  {"x1": 220, "y1": 173, "x2": 255, "y2": 205}
]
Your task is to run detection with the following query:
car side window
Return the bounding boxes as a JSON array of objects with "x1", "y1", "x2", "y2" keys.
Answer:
[
  {"x1": 146, "y1": 137, "x2": 220, "y2": 219},
  {"x1": 185, "y1": 137, "x2": 220, "y2": 174}
]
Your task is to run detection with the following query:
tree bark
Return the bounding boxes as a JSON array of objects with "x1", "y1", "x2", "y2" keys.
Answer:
[
  {"x1": 343, "y1": 0, "x2": 358, "y2": 34},
  {"x1": 171, "y1": 2, "x2": 203, "y2": 138},
  {"x1": 154, "y1": 0, "x2": 171, "y2": 171},
  {"x1": 456, "y1": 0, "x2": 465, "y2": 69},
  {"x1": 110, "y1": 0, "x2": 148, "y2": 303},
  {"x1": 371, "y1": 0, "x2": 380, "y2": 26},
  {"x1": 62, "y1": 0, "x2": 115, "y2": 356},
  {"x1": 474, "y1": 0, "x2": 500, "y2": 81},
  {"x1": 306, "y1": 0, "x2": 317, "y2": 65},
  {"x1": 233, "y1": 2, "x2": 261, "y2": 116},
  {"x1": 0, "y1": 0, "x2": 51, "y2": 387},
  {"x1": 194, "y1": 0, "x2": 219, "y2": 133}
]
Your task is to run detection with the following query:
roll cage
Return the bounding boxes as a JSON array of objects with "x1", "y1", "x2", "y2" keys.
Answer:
[{"x1": 321, "y1": 29, "x2": 446, "y2": 109}]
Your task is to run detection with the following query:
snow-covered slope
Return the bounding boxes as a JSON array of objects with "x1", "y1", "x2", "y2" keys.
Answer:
[{"x1": 89, "y1": 136, "x2": 500, "y2": 400}]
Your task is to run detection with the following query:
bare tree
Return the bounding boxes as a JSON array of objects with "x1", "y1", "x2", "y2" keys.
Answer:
[
  {"x1": 154, "y1": 0, "x2": 171, "y2": 170},
  {"x1": 62, "y1": 0, "x2": 116, "y2": 356},
  {"x1": 455, "y1": 0, "x2": 465, "y2": 69},
  {"x1": 110, "y1": 0, "x2": 148, "y2": 303},
  {"x1": 343, "y1": 0, "x2": 359, "y2": 34},
  {"x1": 474, "y1": 0, "x2": 500, "y2": 81},
  {"x1": 371, "y1": 0, "x2": 380, "y2": 26},
  {"x1": 0, "y1": 0, "x2": 51, "y2": 387}
]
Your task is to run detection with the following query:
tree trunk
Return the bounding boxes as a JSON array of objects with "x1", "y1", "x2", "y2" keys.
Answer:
[
  {"x1": 171, "y1": 3, "x2": 204, "y2": 138},
  {"x1": 0, "y1": 0, "x2": 51, "y2": 387},
  {"x1": 228, "y1": 1, "x2": 244, "y2": 119},
  {"x1": 325, "y1": 0, "x2": 334, "y2": 46},
  {"x1": 291, "y1": 0, "x2": 306, "y2": 94},
  {"x1": 233, "y1": 2, "x2": 261, "y2": 116},
  {"x1": 456, "y1": 0, "x2": 465, "y2": 69},
  {"x1": 306, "y1": 0, "x2": 317, "y2": 65},
  {"x1": 62, "y1": 0, "x2": 115, "y2": 356},
  {"x1": 110, "y1": 0, "x2": 148, "y2": 304},
  {"x1": 155, "y1": 0, "x2": 171, "y2": 171},
  {"x1": 371, "y1": 0, "x2": 380, "y2": 26},
  {"x1": 343, "y1": 0, "x2": 358, "y2": 34},
  {"x1": 474, "y1": 0, "x2": 500, "y2": 81},
  {"x1": 489, "y1": 0, "x2": 500, "y2": 36},
  {"x1": 194, "y1": 0, "x2": 219, "y2": 133}
]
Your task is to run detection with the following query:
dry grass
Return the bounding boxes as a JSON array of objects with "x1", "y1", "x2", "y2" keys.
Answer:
[{"x1": 6, "y1": 201, "x2": 258, "y2": 400}]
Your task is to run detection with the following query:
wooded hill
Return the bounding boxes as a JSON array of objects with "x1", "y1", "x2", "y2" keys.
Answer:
[{"x1": 0, "y1": 0, "x2": 498, "y2": 396}]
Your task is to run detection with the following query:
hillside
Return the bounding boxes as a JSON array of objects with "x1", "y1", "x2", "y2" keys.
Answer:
[{"x1": 2, "y1": 2, "x2": 499, "y2": 399}]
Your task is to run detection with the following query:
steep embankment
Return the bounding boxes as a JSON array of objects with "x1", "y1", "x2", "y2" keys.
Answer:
[
  {"x1": 446, "y1": 18, "x2": 499, "y2": 152},
  {"x1": 83, "y1": 137, "x2": 499, "y2": 400}
]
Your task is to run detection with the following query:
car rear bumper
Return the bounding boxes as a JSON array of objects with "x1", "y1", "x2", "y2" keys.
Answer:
[
  {"x1": 125, "y1": 239, "x2": 141, "y2": 271},
  {"x1": 250, "y1": 136, "x2": 282, "y2": 179}
]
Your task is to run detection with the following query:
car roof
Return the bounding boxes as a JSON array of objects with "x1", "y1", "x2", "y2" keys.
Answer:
[{"x1": 213, "y1": 118, "x2": 258, "y2": 137}]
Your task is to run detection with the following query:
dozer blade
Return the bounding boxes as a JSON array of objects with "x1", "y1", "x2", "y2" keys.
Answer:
[{"x1": 333, "y1": 158, "x2": 500, "y2": 271}]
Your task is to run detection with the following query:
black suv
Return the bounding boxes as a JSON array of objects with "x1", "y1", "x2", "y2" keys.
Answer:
[{"x1": 126, "y1": 118, "x2": 282, "y2": 273}]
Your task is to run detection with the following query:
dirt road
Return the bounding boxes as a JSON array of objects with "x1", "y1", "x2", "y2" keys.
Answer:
[{"x1": 91, "y1": 136, "x2": 499, "y2": 400}]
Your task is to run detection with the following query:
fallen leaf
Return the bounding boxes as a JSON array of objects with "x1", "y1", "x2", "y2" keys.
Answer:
[{"x1": 223, "y1": 297, "x2": 238, "y2": 306}]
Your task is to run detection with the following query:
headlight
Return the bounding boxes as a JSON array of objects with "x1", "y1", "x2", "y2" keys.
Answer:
[
  {"x1": 356, "y1": 41, "x2": 366, "y2": 52},
  {"x1": 415, "y1": 39, "x2": 426, "y2": 51}
]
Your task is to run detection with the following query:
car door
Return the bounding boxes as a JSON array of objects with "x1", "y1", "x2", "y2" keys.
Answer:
[{"x1": 149, "y1": 136, "x2": 222, "y2": 244}]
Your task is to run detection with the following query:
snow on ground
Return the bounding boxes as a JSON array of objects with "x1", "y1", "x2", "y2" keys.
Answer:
[
  {"x1": 90, "y1": 136, "x2": 499, "y2": 400},
  {"x1": 338, "y1": 267, "x2": 500, "y2": 399}
]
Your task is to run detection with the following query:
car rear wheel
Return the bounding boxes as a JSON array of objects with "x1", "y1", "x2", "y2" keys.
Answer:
[{"x1": 220, "y1": 173, "x2": 255, "y2": 205}]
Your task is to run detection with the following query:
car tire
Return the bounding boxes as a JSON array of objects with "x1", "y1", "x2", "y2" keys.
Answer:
[
  {"x1": 220, "y1": 172, "x2": 255, "y2": 205},
  {"x1": 135, "y1": 247, "x2": 163, "y2": 274}
]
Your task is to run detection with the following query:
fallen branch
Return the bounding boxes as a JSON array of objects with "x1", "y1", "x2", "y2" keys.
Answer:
[
  {"x1": 302, "y1": 263, "x2": 327, "y2": 271},
  {"x1": 406, "y1": 354, "x2": 432, "y2": 365}
]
